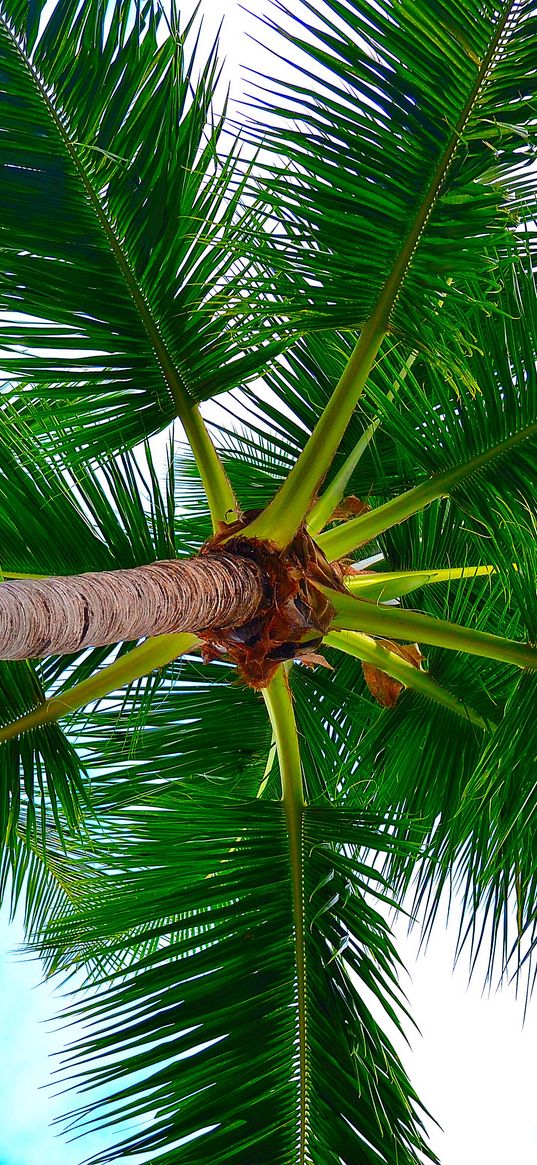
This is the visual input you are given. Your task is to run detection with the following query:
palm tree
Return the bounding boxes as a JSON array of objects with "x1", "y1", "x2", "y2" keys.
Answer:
[{"x1": 0, "y1": 0, "x2": 536, "y2": 1160}]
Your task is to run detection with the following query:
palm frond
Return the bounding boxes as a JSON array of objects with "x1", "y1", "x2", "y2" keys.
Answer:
[
  {"x1": 37, "y1": 794, "x2": 435, "y2": 1164},
  {"x1": 1, "y1": 415, "x2": 178, "y2": 573},
  {"x1": 444, "y1": 671, "x2": 537, "y2": 996},
  {"x1": 0, "y1": 813, "x2": 98, "y2": 938},
  {"x1": 309, "y1": 258, "x2": 535, "y2": 560},
  {"x1": 71, "y1": 655, "x2": 272, "y2": 808},
  {"x1": 363, "y1": 264, "x2": 537, "y2": 475},
  {"x1": 0, "y1": 659, "x2": 87, "y2": 860},
  {"x1": 244, "y1": 0, "x2": 537, "y2": 347},
  {"x1": 0, "y1": 0, "x2": 279, "y2": 460},
  {"x1": 322, "y1": 579, "x2": 537, "y2": 993}
]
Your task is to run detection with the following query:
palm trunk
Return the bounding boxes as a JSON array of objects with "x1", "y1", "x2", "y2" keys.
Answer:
[{"x1": 0, "y1": 554, "x2": 264, "y2": 660}]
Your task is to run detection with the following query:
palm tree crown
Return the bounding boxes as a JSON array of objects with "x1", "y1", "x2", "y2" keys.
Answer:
[{"x1": 0, "y1": 1, "x2": 536, "y2": 1162}]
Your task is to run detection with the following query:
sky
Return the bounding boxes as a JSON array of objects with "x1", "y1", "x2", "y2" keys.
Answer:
[
  {"x1": 0, "y1": 907, "x2": 112, "y2": 1165},
  {"x1": 1, "y1": 2, "x2": 537, "y2": 1164}
]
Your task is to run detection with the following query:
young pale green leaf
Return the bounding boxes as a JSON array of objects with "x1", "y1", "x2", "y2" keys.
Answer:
[{"x1": 343, "y1": 565, "x2": 495, "y2": 602}]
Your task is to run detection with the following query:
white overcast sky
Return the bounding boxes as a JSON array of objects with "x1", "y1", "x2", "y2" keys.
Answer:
[{"x1": 1, "y1": 3, "x2": 537, "y2": 1164}]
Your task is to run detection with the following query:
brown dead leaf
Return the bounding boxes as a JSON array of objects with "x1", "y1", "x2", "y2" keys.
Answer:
[
  {"x1": 330, "y1": 496, "x2": 371, "y2": 522},
  {"x1": 362, "y1": 640, "x2": 424, "y2": 707},
  {"x1": 298, "y1": 651, "x2": 334, "y2": 671},
  {"x1": 362, "y1": 664, "x2": 404, "y2": 707}
]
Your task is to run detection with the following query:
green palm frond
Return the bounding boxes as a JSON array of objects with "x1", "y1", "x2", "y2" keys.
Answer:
[
  {"x1": 294, "y1": 617, "x2": 507, "y2": 813},
  {"x1": 37, "y1": 794, "x2": 434, "y2": 1165},
  {"x1": 446, "y1": 671, "x2": 537, "y2": 993},
  {"x1": 245, "y1": 0, "x2": 537, "y2": 346},
  {"x1": 451, "y1": 497, "x2": 536, "y2": 647},
  {"x1": 0, "y1": 406, "x2": 116, "y2": 578},
  {"x1": 0, "y1": 659, "x2": 87, "y2": 857},
  {"x1": 196, "y1": 333, "x2": 424, "y2": 526},
  {"x1": 364, "y1": 264, "x2": 537, "y2": 478},
  {"x1": 72, "y1": 655, "x2": 271, "y2": 807},
  {"x1": 225, "y1": 255, "x2": 536, "y2": 546},
  {"x1": 0, "y1": 813, "x2": 98, "y2": 938},
  {"x1": 285, "y1": 556, "x2": 534, "y2": 1000},
  {"x1": 229, "y1": 0, "x2": 537, "y2": 543},
  {"x1": 380, "y1": 495, "x2": 501, "y2": 576},
  {"x1": 319, "y1": 262, "x2": 537, "y2": 552},
  {"x1": 326, "y1": 589, "x2": 536, "y2": 992},
  {"x1": 0, "y1": 406, "x2": 178, "y2": 580},
  {"x1": 383, "y1": 672, "x2": 537, "y2": 1003},
  {"x1": 0, "y1": 0, "x2": 279, "y2": 460}
]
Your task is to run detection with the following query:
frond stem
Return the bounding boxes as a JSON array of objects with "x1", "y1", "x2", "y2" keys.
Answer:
[
  {"x1": 306, "y1": 417, "x2": 381, "y2": 536},
  {"x1": 0, "y1": 633, "x2": 200, "y2": 743},
  {"x1": 181, "y1": 404, "x2": 237, "y2": 527},
  {"x1": 242, "y1": 317, "x2": 386, "y2": 546},
  {"x1": 263, "y1": 667, "x2": 308, "y2": 1163},
  {"x1": 307, "y1": 352, "x2": 416, "y2": 535},
  {"x1": 327, "y1": 590, "x2": 537, "y2": 670}
]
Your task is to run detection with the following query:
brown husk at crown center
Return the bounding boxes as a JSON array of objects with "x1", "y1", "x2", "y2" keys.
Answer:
[{"x1": 198, "y1": 512, "x2": 346, "y2": 689}]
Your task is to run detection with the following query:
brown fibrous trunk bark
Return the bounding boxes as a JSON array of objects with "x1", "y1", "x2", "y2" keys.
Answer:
[{"x1": 0, "y1": 554, "x2": 264, "y2": 660}]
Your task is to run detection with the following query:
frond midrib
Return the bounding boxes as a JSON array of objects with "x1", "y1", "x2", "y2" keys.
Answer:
[{"x1": 263, "y1": 670, "x2": 309, "y2": 1163}]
